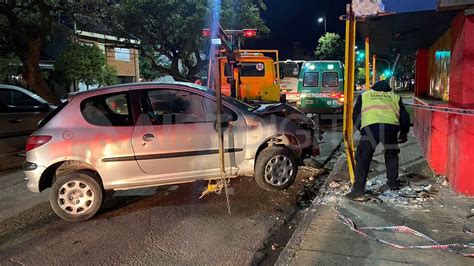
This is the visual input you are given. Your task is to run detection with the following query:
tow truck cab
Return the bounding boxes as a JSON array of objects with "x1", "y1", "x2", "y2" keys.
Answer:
[{"x1": 218, "y1": 52, "x2": 281, "y2": 103}]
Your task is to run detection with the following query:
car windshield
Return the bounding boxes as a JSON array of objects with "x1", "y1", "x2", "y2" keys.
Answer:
[
  {"x1": 223, "y1": 95, "x2": 259, "y2": 112},
  {"x1": 199, "y1": 87, "x2": 258, "y2": 112}
]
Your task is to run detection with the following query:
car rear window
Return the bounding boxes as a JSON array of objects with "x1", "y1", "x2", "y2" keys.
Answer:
[
  {"x1": 225, "y1": 62, "x2": 266, "y2": 77},
  {"x1": 280, "y1": 62, "x2": 300, "y2": 78},
  {"x1": 303, "y1": 72, "x2": 319, "y2": 87},
  {"x1": 322, "y1": 72, "x2": 339, "y2": 87},
  {"x1": 80, "y1": 92, "x2": 133, "y2": 126}
]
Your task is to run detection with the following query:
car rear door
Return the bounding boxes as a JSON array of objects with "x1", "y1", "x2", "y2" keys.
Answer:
[{"x1": 131, "y1": 86, "x2": 246, "y2": 179}]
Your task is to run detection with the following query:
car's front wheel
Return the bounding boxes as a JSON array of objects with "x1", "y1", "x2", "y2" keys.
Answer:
[
  {"x1": 255, "y1": 146, "x2": 298, "y2": 191},
  {"x1": 50, "y1": 170, "x2": 103, "y2": 221}
]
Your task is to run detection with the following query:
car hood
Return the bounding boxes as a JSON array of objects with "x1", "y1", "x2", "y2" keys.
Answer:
[{"x1": 253, "y1": 103, "x2": 315, "y2": 129}]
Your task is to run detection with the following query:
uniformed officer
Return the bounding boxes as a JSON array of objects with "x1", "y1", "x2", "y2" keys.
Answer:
[{"x1": 346, "y1": 80, "x2": 411, "y2": 201}]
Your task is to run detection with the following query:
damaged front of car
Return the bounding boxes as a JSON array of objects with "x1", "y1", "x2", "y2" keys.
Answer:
[{"x1": 247, "y1": 103, "x2": 320, "y2": 164}]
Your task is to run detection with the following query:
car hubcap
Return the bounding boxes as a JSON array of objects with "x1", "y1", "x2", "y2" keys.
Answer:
[
  {"x1": 58, "y1": 180, "x2": 94, "y2": 215},
  {"x1": 264, "y1": 155, "x2": 294, "y2": 186}
]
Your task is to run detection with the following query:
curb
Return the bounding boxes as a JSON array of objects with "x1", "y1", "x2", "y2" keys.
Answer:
[{"x1": 275, "y1": 152, "x2": 348, "y2": 265}]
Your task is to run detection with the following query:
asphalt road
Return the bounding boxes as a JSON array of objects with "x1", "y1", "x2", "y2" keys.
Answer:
[{"x1": 0, "y1": 122, "x2": 343, "y2": 265}]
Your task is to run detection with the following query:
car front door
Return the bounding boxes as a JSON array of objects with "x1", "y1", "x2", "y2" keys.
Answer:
[{"x1": 131, "y1": 86, "x2": 246, "y2": 181}]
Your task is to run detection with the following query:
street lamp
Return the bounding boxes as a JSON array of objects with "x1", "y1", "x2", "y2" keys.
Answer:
[{"x1": 318, "y1": 17, "x2": 326, "y2": 33}]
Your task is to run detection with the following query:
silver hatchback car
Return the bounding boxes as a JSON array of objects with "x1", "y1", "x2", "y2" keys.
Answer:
[{"x1": 24, "y1": 82, "x2": 319, "y2": 221}]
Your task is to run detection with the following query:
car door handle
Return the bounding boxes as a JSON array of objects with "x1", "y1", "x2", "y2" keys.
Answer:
[
  {"x1": 142, "y1": 134, "x2": 155, "y2": 142},
  {"x1": 9, "y1": 119, "x2": 23, "y2": 124}
]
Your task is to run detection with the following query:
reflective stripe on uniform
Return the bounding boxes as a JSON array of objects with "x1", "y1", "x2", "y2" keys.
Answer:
[
  {"x1": 361, "y1": 90, "x2": 400, "y2": 128},
  {"x1": 361, "y1": 104, "x2": 400, "y2": 118}
]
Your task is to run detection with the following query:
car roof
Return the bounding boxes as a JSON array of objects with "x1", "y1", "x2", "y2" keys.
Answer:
[
  {"x1": 0, "y1": 84, "x2": 49, "y2": 104},
  {"x1": 70, "y1": 81, "x2": 209, "y2": 98}
]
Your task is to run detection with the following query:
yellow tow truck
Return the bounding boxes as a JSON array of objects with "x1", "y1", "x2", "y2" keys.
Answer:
[{"x1": 216, "y1": 50, "x2": 281, "y2": 103}]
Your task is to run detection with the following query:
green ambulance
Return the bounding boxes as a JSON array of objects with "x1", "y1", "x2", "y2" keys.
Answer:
[{"x1": 297, "y1": 60, "x2": 344, "y2": 114}]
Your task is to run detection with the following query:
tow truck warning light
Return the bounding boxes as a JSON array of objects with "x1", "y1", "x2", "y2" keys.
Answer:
[
  {"x1": 202, "y1": 28, "x2": 257, "y2": 38},
  {"x1": 243, "y1": 29, "x2": 257, "y2": 38}
]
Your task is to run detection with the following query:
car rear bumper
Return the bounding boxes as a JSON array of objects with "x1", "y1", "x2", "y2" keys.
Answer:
[{"x1": 24, "y1": 164, "x2": 45, "y2": 193}]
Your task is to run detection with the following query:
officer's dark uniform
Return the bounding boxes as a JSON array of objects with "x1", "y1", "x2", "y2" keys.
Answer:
[{"x1": 347, "y1": 80, "x2": 411, "y2": 200}]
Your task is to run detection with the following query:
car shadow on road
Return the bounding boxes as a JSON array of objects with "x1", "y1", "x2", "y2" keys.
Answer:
[{"x1": 96, "y1": 176, "x2": 291, "y2": 220}]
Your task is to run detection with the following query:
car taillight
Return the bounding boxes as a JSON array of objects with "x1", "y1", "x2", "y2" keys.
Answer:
[{"x1": 26, "y1": 135, "x2": 52, "y2": 151}]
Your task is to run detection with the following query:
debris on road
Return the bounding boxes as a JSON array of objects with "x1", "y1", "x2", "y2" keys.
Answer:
[
  {"x1": 363, "y1": 174, "x2": 438, "y2": 208},
  {"x1": 329, "y1": 180, "x2": 341, "y2": 189}
]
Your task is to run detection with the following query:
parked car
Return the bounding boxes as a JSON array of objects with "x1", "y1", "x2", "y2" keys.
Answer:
[
  {"x1": 0, "y1": 84, "x2": 55, "y2": 155},
  {"x1": 24, "y1": 82, "x2": 320, "y2": 221}
]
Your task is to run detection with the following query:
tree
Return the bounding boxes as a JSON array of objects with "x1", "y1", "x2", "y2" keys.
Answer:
[
  {"x1": 314, "y1": 33, "x2": 344, "y2": 62},
  {"x1": 395, "y1": 54, "x2": 416, "y2": 90},
  {"x1": 54, "y1": 43, "x2": 116, "y2": 90},
  {"x1": 356, "y1": 67, "x2": 366, "y2": 85},
  {"x1": 0, "y1": 54, "x2": 21, "y2": 82},
  {"x1": 0, "y1": 1, "x2": 109, "y2": 103},
  {"x1": 109, "y1": 0, "x2": 269, "y2": 79}
]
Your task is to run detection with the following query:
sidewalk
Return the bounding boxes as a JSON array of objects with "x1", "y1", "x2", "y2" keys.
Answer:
[{"x1": 277, "y1": 133, "x2": 474, "y2": 265}]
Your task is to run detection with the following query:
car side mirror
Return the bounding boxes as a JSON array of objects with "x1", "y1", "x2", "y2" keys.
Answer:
[{"x1": 38, "y1": 103, "x2": 50, "y2": 112}]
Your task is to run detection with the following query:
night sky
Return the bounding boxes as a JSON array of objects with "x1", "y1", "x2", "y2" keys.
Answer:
[{"x1": 247, "y1": 0, "x2": 350, "y2": 60}]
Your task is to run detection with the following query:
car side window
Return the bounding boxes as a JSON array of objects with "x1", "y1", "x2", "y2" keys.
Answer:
[
  {"x1": 143, "y1": 89, "x2": 235, "y2": 125},
  {"x1": 202, "y1": 97, "x2": 237, "y2": 122},
  {"x1": 0, "y1": 89, "x2": 41, "y2": 113},
  {"x1": 80, "y1": 92, "x2": 132, "y2": 126},
  {"x1": 10, "y1": 90, "x2": 41, "y2": 106}
]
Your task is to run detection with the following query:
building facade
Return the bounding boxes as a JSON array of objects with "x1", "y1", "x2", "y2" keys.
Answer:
[{"x1": 76, "y1": 30, "x2": 140, "y2": 90}]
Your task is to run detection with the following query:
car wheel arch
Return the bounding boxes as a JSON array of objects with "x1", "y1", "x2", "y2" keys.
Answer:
[
  {"x1": 255, "y1": 134, "x2": 301, "y2": 163},
  {"x1": 39, "y1": 160, "x2": 101, "y2": 192}
]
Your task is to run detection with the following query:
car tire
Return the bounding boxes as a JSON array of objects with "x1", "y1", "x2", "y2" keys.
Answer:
[
  {"x1": 50, "y1": 170, "x2": 103, "y2": 221},
  {"x1": 255, "y1": 146, "x2": 298, "y2": 191}
]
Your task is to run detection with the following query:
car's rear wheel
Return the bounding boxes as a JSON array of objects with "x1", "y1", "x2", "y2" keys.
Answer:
[
  {"x1": 50, "y1": 170, "x2": 103, "y2": 221},
  {"x1": 255, "y1": 146, "x2": 298, "y2": 191}
]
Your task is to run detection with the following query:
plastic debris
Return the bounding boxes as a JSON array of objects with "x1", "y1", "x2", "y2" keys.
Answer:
[{"x1": 329, "y1": 180, "x2": 342, "y2": 189}]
